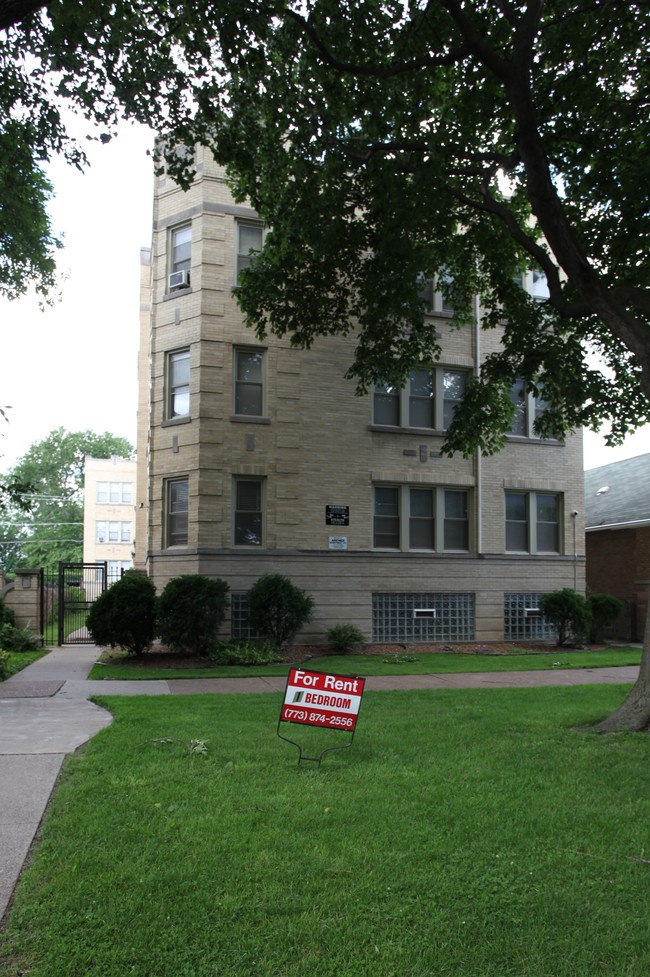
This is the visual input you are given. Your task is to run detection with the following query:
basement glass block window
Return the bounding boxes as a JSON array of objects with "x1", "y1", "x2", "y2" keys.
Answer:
[
  {"x1": 372, "y1": 592, "x2": 475, "y2": 643},
  {"x1": 503, "y1": 593, "x2": 556, "y2": 641},
  {"x1": 230, "y1": 592, "x2": 263, "y2": 640}
]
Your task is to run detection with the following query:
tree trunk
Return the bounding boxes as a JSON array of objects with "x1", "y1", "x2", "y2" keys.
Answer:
[{"x1": 591, "y1": 592, "x2": 650, "y2": 732}]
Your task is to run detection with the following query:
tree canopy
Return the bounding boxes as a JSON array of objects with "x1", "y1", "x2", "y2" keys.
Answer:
[
  {"x1": 1, "y1": 1, "x2": 649, "y2": 452},
  {"x1": 0, "y1": 427, "x2": 133, "y2": 571}
]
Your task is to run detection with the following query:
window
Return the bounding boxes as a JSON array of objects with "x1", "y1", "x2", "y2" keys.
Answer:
[
  {"x1": 373, "y1": 367, "x2": 468, "y2": 430},
  {"x1": 373, "y1": 592, "x2": 475, "y2": 643},
  {"x1": 505, "y1": 491, "x2": 560, "y2": 554},
  {"x1": 96, "y1": 521, "x2": 131, "y2": 544},
  {"x1": 171, "y1": 224, "x2": 191, "y2": 274},
  {"x1": 234, "y1": 349, "x2": 264, "y2": 417},
  {"x1": 166, "y1": 478, "x2": 189, "y2": 547},
  {"x1": 373, "y1": 486, "x2": 470, "y2": 552},
  {"x1": 234, "y1": 478, "x2": 262, "y2": 546},
  {"x1": 418, "y1": 271, "x2": 455, "y2": 315},
  {"x1": 236, "y1": 222, "x2": 263, "y2": 279},
  {"x1": 96, "y1": 482, "x2": 132, "y2": 504},
  {"x1": 167, "y1": 349, "x2": 190, "y2": 419},
  {"x1": 108, "y1": 561, "x2": 133, "y2": 585},
  {"x1": 508, "y1": 381, "x2": 551, "y2": 438}
]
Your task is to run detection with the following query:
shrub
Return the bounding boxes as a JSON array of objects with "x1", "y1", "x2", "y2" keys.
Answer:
[
  {"x1": 0, "y1": 598, "x2": 15, "y2": 628},
  {"x1": 87, "y1": 573, "x2": 157, "y2": 656},
  {"x1": 0, "y1": 623, "x2": 40, "y2": 652},
  {"x1": 157, "y1": 575, "x2": 230, "y2": 657},
  {"x1": 209, "y1": 639, "x2": 281, "y2": 666},
  {"x1": 588, "y1": 593, "x2": 624, "y2": 643},
  {"x1": 246, "y1": 574, "x2": 314, "y2": 648},
  {"x1": 327, "y1": 623, "x2": 365, "y2": 654},
  {"x1": 0, "y1": 648, "x2": 9, "y2": 680},
  {"x1": 539, "y1": 588, "x2": 591, "y2": 646}
]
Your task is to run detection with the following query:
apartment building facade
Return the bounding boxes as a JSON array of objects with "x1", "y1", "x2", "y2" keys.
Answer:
[
  {"x1": 137, "y1": 147, "x2": 585, "y2": 645},
  {"x1": 83, "y1": 455, "x2": 136, "y2": 583}
]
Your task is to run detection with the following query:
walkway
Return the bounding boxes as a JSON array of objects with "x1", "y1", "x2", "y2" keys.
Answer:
[{"x1": 0, "y1": 645, "x2": 640, "y2": 923}]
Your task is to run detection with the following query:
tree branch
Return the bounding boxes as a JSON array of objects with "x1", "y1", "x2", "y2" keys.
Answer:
[
  {"x1": 0, "y1": 0, "x2": 47, "y2": 32},
  {"x1": 285, "y1": 9, "x2": 470, "y2": 79}
]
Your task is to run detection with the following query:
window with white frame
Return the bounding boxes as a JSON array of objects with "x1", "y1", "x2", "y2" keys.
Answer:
[
  {"x1": 166, "y1": 477, "x2": 189, "y2": 547},
  {"x1": 418, "y1": 271, "x2": 455, "y2": 315},
  {"x1": 169, "y1": 224, "x2": 191, "y2": 288},
  {"x1": 234, "y1": 478, "x2": 263, "y2": 546},
  {"x1": 234, "y1": 349, "x2": 264, "y2": 417},
  {"x1": 505, "y1": 491, "x2": 560, "y2": 554},
  {"x1": 108, "y1": 560, "x2": 133, "y2": 584},
  {"x1": 508, "y1": 381, "x2": 552, "y2": 438},
  {"x1": 96, "y1": 521, "x2": 131, "y2": 544},
  {"x1": 96, "y1": 482, "x2": 133, "y2": 504},
  {"x1": 373, "y1": 367, "x2": 468, "y2": 430},
  {"x1": 236, "y1": 222, "x2": 263, "y2": 279},
  {"x1": 373, "y1": 485, "x2": 470, "y2": 552},
  {"x1": 166, "y1": 349, "x2": 190, "y2": 419}
]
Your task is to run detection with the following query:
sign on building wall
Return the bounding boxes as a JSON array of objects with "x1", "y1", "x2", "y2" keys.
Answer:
[
  {"x1": 326, "y1": 504, "x2": 350, "y2": 526},
  {"x1": 328, "y1": 535, "x2": 348, "y2": 550}
]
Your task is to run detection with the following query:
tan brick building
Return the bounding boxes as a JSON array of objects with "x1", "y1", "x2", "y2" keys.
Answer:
[
  {"x1": 83, "y1": 455, "x2": 137, "y2": 584},
  {"x1": 137, "y1": 147, "x2": 585, "y2": 645}
]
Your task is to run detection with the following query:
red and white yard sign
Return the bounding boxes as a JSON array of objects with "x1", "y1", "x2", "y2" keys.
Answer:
[{"x1": 281, "y1": 667, "x2": 366, "y2": 731}]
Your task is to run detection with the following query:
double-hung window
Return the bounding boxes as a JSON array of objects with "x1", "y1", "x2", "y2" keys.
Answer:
[
  {"x1": 505, "y1": 491, "x2": 560, "y2": 554},
  {"x1": 508, "y1": 381, "x2": 552, "y2": 439},
  {"x1": 234, "y1": 478, "x2": 263, "y2": 546},
  {"x1": 373, "y1": 486, "x2": 470, "y2": 552},
  {"x1": 418, "y1": 271, "x2": 455, "y2": 315},
  {"x1": 167, "y1": 349, "x2": 190, "y2": 419},
  {"x1": 373, "y1": 367, "x2": 468, "y2": 430},
  {"x1": 166, "y1": 477, "x2": 189, "y2": 547},
  {"x1": 169, "y1": 224, "x2": 191, "y2": 289},
  {"x1": 236, "y1": 222, "x2": 263, "y2": 279},
  {"x1": 234, "y1": 349, "x2": 264, "y2": 417}
]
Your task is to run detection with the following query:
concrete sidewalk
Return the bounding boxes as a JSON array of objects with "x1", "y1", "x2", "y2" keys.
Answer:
[{"x1": 0, "y1": 645, "x2": 640, "y2": 924}]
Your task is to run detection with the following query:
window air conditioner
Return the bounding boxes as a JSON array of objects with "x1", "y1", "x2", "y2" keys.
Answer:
[{"x1": 168, "y1": 269, "x2": 190, "y2": 290}]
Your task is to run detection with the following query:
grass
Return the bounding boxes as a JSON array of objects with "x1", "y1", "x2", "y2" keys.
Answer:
[
  {"x1": 2, "y1": 685, "x2": 650, "y2": 976},
  {"x1": 86, "y1": 646, "x2": 642, "y2": 680},
  {"x1": 1, "y1": 650, "x2": 47, "y2": 679}
]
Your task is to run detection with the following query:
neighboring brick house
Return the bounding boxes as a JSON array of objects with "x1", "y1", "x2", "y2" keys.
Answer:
[
  {"x1": 83, "y1": 456, "x2": 137, "y2": 584},
  {"x1": 585, "y1": 454, "x2": 650, "y2": 641},
  {"x1": 135, "y1": 146, "x2": 585, "y2": 646}
]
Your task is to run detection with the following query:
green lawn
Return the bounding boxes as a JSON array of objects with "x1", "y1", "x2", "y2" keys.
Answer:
[
  {"x1": 1, "y1": 650, "x2": 47, "y2": 679},
  {"x1": 87, "y1": 646, "x2": 642, "y2": 680},
  {"x1": 2, "y1": 685, "x2": 650, "y2": 976}
]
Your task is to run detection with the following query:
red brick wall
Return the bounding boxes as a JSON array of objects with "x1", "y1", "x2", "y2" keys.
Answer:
[{"x1": 586, "y1": 527, "x2": 648, "y2": 640}]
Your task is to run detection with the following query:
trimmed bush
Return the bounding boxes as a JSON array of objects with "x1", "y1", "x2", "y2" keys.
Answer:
[
  {"x1": 0, "y1": 623, "x2": 40, "y2": 652},
  {"x1": 0, "y1": 648, "x2": 9, "y2": 680},
  {"x1": 0, "y1": 597, "x2": 15, "y2": 628},
  {"x1": 209, "y1": 639, "x2": 281, "y2": 666},
  {"x1": 539, "y1": 588, "x2": 591, "y2": 646},
  {"x1": 246, "y1": 574, "x2": 314, "y2": 648},
  {"x1": 157, "y1": 575, "x2": 230, "y2": 657},
  {"x1": 327, "y1": 623, "x2": 365, "y2": 654},
  {"x1": 87, "y1": 573, "x2": 157, "y2": 656},
  {"x1": 588, "y1": 593, "x2": 624, "y2": 643}
]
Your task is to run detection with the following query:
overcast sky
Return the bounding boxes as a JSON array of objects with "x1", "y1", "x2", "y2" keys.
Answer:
[{"x1": 0, "y1": 122, "x2": 648, "y2": 474}]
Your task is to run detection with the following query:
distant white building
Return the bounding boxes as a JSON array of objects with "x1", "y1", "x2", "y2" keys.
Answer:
[{"x1": 83, "y1": 455, "x2": 137, "y2": 583}]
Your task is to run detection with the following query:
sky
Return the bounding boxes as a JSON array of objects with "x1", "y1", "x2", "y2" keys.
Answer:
[{"x1": 0, "y1": 121, "x2": 648, "y2": 474}]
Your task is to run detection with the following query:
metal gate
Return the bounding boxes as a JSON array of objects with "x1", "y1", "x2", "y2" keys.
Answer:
[{"x1": 58, "y1": 562, "x2": 107, "y2": 645}]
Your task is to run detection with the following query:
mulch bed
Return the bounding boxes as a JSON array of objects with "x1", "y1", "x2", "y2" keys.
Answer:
[{"x1": 97, "y1": 640, "x2": 598, "y2": 670}]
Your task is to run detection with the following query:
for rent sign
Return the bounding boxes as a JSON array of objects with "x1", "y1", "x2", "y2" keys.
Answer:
[{"x1": 281, "y1": 667, "x2": 366, "y2": 731}]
